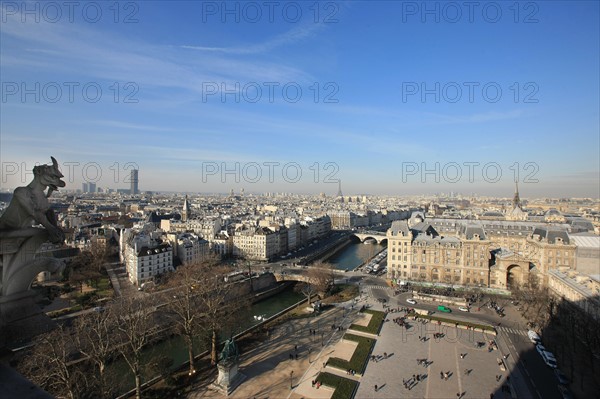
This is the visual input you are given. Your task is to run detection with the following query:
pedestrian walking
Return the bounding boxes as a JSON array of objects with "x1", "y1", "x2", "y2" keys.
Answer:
[
  {"x1": 295, "y1": 353, "x2": 298, "y2": 360},
  {"x1": 289, "y1": 353, "x2": 293, "y2": 360},
  {"x1": 440, "y1": 371, "x2": 444, "y2": 379},
  {"x1": 294, "y1": 345, "x2": 297, "y2": 351},
  {"x1": 374, "y1": 385, "x2": 378, "y2": 392}
]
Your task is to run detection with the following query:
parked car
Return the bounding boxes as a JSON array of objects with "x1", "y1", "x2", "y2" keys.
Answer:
[
  {"x1": 528, "y1": 330, "x2": 541, "y2": 343},
  {"x1": 557, "y1": 385, "x2": 574, "y2": 399},
  {"x1": 554, "y1": 369, "x2": 570, "y2": 386},
  {"x1": 406, "y1": 298, "x2": 417, "y2": 305},
  {"x1": 542, "y1": 351, "x2": 558, "y2": 368},
  {"x1": 536, "y1": 344, "x2": 547, "y2": 356},
  {"x1": 458, "y1": 306, "x2": 470, "y2": 312}
]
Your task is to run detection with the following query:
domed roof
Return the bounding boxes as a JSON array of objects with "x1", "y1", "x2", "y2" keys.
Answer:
[{"x1": 545, "y1": 208, "x2": 562, "y2": 216}]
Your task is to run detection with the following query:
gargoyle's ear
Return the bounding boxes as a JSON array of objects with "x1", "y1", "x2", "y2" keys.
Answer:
[{"x1": 51, "y1": 156, "x2": 64, "y2": 177}]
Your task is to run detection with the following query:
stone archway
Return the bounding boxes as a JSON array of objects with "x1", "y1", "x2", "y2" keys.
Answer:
[{"x1": 506, "y1": 264, "x2": 523, "y2": 289}]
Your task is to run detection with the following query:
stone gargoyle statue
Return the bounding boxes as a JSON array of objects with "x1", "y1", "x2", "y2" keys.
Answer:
[{"x1": 0, "y1": 156, "x2": 66, "y2": 297}]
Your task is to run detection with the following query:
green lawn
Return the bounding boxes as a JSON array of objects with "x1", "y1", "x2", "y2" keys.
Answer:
[
  {"x1": 349, "y1": 309, "x2": 385, "y2": 335},
  {"x1": 46, "y1": 304, "x2": 82, "y2": 318},
  {"x1": 326, "y1": 333, "x2": 375, "y2": 375},
  {"x1": 316, "y1": 372, "x2": 359, "y2": 399},
  {"x1": 94, "y1": 277, "x2": 114, "y2": 297},
  {"x1": 416, "y1": 314, "x2": 496, "y2": 333}
]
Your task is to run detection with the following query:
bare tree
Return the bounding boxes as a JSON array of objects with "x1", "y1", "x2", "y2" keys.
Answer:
[
  {"x1": 296, "y1": 280, "x2": 318, "y2": 307},
  {"x1": 192, "y1": 260, "x2": 250, "y2": 365},
  {"x1": 18, "y1": 324, "x2": 87, "y2": 399},
  {"x1": 310, "y1": 261, "x2": 335, "y2": 294},
  {"x1": 114, "y1": 296, "x2": 160, "y2": 399},
  {"x1": 74, "y1": 308, "x2": 117, "y2": 398},
  {"x1": 296, "y1": 262, "x2": 334, "y2": 306},
  {"x1": 163, "y1": 261, "x2": 206, "y2": 376},
  {"x1": 88, "y1": 239, "x2": 110, "y2": 273},
  {"x1": 66, "y1": 248, "x2": 103, "y2": 293}
]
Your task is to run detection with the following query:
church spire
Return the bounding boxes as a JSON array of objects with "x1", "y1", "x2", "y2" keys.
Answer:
[
  {"x1": 182, "y1": 195, "x2": 192, "y2": 221},
  {"x1": 512, "y1": 182, "x2": 521, "y2": 209}
]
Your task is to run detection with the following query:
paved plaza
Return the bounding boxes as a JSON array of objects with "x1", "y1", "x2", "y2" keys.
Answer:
[
  {"x1": 354, "y1": 303, "x2": 510, "y2": 399},
  {"x1": 187, "y1": 290, "x2": 514, "y2": 399}
]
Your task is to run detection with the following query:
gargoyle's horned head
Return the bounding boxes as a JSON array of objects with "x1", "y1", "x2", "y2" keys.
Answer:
[{"x1": 33, "y1": 156, "x2": 66, "y2": 193}]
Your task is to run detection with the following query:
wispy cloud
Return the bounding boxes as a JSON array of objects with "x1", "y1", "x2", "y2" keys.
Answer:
[
  {"x1": 85, "y1": 120, "x2": 175, "y2": 132},
  {"x1": 181, "y1": 24, "x2": 323, "y2": 55},
  {"x1": 1, "y1": 10, "x2": 314, "y2": 96}
]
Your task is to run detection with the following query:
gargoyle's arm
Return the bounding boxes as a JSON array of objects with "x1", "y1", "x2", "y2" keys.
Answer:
[{"x1": 14, "y1": 187, "x2": 54, "y2": 230}]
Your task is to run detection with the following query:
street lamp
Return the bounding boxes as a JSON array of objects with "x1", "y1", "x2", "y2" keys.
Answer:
[{"x1": 290, "y1": 370, "x2": 294, "y2": 389}]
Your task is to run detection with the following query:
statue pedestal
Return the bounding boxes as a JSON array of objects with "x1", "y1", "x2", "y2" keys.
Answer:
[
  {"x1": 0, "y1": 230, "x2": 62, "y2": 349},
  {"x1": 211, "y1": 360, "x2": 246, "y2": 396},
  {"x1": 0, "y1": 291, "x2": 55, "y2": 349}
]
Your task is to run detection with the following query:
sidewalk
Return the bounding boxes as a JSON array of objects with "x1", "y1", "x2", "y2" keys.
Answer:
[
  {"x1": 187, "y1": 303, "x2": 359, "y2": 399},
  {"x1": 494, "y1": 333, "x2": 532, "y2": 399}
]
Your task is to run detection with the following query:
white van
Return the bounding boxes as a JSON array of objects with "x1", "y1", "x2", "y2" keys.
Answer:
[{"x1": 528, "y1": 330, "x2": 541, "y2": 343}]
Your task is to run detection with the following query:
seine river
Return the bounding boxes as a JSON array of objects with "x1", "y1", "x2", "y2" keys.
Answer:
[{"x1": 327, "y1": 241, "x2": 386, "y2": 271}]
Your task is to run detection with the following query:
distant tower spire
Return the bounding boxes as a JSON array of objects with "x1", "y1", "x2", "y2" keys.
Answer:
[
  {"x1": 182, "y1": 195, "x2": 192, "y2": 221},
  {"x1": 337, "y1": 180, "x2": 343, "y2": 197},
  {"x1": 513, "y1": 182, "x2": 521, "y2": 209}
]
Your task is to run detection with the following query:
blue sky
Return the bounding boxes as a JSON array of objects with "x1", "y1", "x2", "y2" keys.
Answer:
[{"x1": 1, "y1": 1, "x2": 599, "y2": 197}]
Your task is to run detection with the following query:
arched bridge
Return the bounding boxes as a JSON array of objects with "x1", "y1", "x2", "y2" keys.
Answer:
[
  {"x1": 352, "y1": 231, "x2": 387, "y2": 244},
  {"x1": 273, "y1": 273, "x2": 312, "y2": 283}
]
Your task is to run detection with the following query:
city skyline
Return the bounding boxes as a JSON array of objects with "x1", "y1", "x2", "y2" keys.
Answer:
[{"x1": 1, "y1": 1, "x2": 599, "y2": 197}]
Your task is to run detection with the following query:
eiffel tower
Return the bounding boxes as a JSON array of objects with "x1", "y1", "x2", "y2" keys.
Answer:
[{"x1": 337, "y1": 180, "x2": 343, "y2": 197}]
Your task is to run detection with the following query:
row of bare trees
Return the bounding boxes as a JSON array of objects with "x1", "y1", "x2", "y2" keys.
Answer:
[
  {"x1": 162, "y1": 258, "x2": 248, "y2": 375},
  {"x1": 18, "y1": 257, "x2": 250, "y2": 399}
]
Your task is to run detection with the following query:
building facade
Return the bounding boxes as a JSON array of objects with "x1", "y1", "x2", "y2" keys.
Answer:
[
  {"x1": 124, "y1": 233, "x2": 173, "y2": 287},
  {"x1": 386, "y1": 217, "x2": 577, "y2": 291}
]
